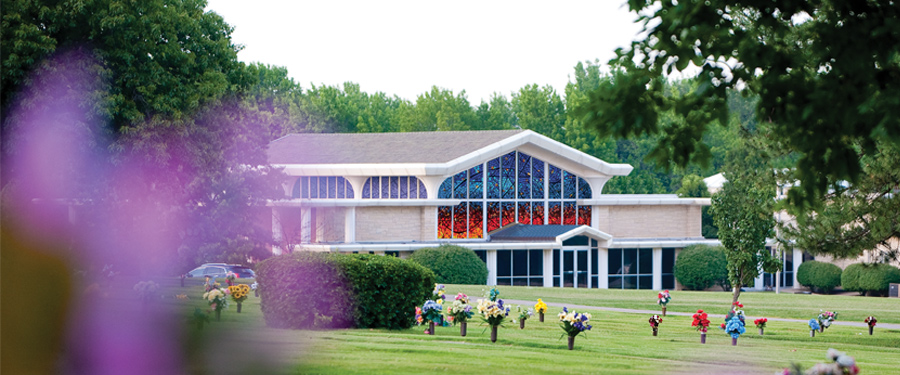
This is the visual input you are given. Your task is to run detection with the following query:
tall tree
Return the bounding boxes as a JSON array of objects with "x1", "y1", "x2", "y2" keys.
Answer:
[
  {"x1": 511, "y1": 84, "x2": 565, "y2": 140},
  {"x1": 577, "y1": 0, "x2": 900, "y2": 208},
  {"x1": 475, "y1": 93, "x2": 516, "y2": 130}
]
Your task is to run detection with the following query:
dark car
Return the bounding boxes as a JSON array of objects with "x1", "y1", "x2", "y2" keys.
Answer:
[{"x1": 186, "y1": 263, "x2": 256, "y2": 279}]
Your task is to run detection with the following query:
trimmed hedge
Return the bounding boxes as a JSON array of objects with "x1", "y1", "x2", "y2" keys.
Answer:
[
  {"x1": 407, "y1": 245, "x2": 488, "y2": 285},
  {"x1": 674, "y1": 244, "x2": 728, "y2": 290},
  {"x1": 796, "y1": 260, "x2": 842, "y2": 293},
  {"x1": 842, "y1": 263, "x2": 900, "y2": 296},
  {"x1": 256, "y1": 252, "x2": 434, "y2": 330}
]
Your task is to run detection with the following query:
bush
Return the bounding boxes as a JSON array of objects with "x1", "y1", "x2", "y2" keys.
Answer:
[
  {"x1": 674, "y1": 245, "x2": 728, "y2": 290},
  {"x1": 843, "y1": 262, "x2": 900, "y2": 296},
  {"x1": 796, "y1": 261, "x2": 842, "y2": 293},
  {"x1": 407, "y1": 245, "x2": 488, "y2": 285},
  {"x1": 256, "y1": 252, "x2": 434, "y2": 330}
]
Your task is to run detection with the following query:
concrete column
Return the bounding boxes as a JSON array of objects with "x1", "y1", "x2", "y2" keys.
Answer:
[
  {"x1": 652, "y1": 247, "x2": 663, "y2": 290},
  {"x1": 598, "y1": 248, "x2": 609, "y2": 289},
  {"x1": 300, "y1": 207, "x2": 311, "y2": 243},
  {"x1": 775, "y1": 271, "x2": 781, "y2": 294},
  {"x1": 271, "y1": 208, "x2": 283, "y2": 255},
  {"x1": 486, "y1": 250, "x2": 497, "y2": 286},
  {"x1": 587, "y1": 248, "x2": 593, "y2": 289},
  {"x1": 344, "y1": 207, "x2": 356, "y2": 243},
  {"x1": 793, "y1": 248, "x2": 803, "y2": 288},
  {"x1": 543, "y1": 249, "x2": 554, "y2": 288}
]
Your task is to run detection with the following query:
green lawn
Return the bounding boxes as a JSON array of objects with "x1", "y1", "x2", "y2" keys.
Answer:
[{"x1": 159, "y1": 279, "x2": 899, "y2": 375}]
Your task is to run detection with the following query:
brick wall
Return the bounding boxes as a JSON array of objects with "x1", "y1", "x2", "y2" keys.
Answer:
[
  {"x1": 356, "y1": 206, "x2": 432, "y2": 242},
  {"x1": 601, "y1": 205, "x2": 702, "y2": 238}
]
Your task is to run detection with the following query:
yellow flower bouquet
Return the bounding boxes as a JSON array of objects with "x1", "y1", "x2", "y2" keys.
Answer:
[{"x1": 228, "y1": 284, "x2": 251, "y2": 313}]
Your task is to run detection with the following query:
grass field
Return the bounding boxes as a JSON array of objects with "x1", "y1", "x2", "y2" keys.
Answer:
[{"x1": 159, "y1": 279, "x2": 899, "y2": 375}]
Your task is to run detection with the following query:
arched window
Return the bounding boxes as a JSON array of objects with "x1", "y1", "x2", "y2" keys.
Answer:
[
  {"x1": 437, "y1": 151, "x2": 593, "y2": 239},
  {"x1": 360, "y1": 176, "x2": 427, "y2": 199},
  {"x1": 292, "y1": 176, "x2": 354, "y2": 199}
]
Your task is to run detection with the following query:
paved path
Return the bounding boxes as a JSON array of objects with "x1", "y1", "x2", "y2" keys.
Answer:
[{"x1": 503, "y1": 299, "x2": 900, "y2": 330}]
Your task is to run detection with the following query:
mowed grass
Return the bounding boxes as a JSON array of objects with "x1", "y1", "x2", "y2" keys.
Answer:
[{"x1": 155, "y1": 279, "x2": 899, "y2": 375}]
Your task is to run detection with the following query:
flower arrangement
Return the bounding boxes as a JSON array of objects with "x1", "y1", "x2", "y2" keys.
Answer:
[
  {"x1": 535, "y1": 298, "x2": 548, "y2": 322},
  {"x1": 817, "y1": 310, "x2": 837, "y2": 331},
  {"x1": 225, "y1": 271, "x2": 236, "y2": 286},
  {"x1": 691, "y1": 310, "x2": 710, "y2": 332},
  {"x1": 808, "y1": 318, "x2": 820, "y2": 331},
  {"x1": 421, "y1": 300, "x2": 443, "y2": 334},
  {"x1": 648, "y1": 314, "x2": 662, "y2": 336},
  {"x1": 414, "y1": 306, "x2": 423, "y2": 325},
  {"x1": 202, "y1": 287, "x2": 228, "y2": 320},
  {"x1": 559, "y1": 307, "x2": 593, "y2": 337},
  {"x1": 724, "y1": 315, "x2": 745, "y2": 341},
  {"x1": 445, "y1": 294, "x2": 473, "y2": 323},
  {"x1": 477, "y1": 298, "x2": 509, "y2": 327},
  {"x1": 516, "y1": 306, "x2": 533, "y2": 329},
  {"x1": 657, "y1": 290, "x2": 671, "y2": 306},
  {"x1": 753, "y1": 318, "x2": 768, "y2": 329},
  {"x1": 778, "y1": 349, "x2": 860, "y2": 375},
  {"x1": 864, "y1": 316, "x2": 877, "y2": 327},
  {"x1": 228, "y1": 284, "x2": 251, "y2": 303},
  {"x1": 432, "y1": 284, "x2": 446, "y2": 305},
  {"x1": 487, "y1": 287, "x2": 500, "y2": 302},
  {"x1": 203, "y1": 276, "x2": 220, "y2": 292}
]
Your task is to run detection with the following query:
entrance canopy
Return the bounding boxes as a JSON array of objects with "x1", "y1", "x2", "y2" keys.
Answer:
[{"x1": 488, "y1": 224, "x2": 612, "y2": 248}]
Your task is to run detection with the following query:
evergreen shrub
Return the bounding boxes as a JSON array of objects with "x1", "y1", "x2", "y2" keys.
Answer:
[
  {"x1": 407, "y1": 244, "x2": 488, "y2": 285},
  {"x1": 842, "y1": 263, "x2": 900, "y2": 296},
  {"x1": 673, "y1": 244, "x2": 728, "y2": 290},
  {"x1": 796, "y1": 260, "x2": 842, "y2": 293}
]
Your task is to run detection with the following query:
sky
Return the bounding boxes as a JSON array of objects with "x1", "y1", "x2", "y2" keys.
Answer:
[{"x1": 204, "y1": 0, "x2": 644, "y2": 104}]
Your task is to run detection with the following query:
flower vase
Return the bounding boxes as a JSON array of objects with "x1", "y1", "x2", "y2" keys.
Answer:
[
  {"x1": 539, "y1": 312, "x2": 544, "y2": 322},
  {"x1": 460, "y1": 322, "x2": 467, "y2": 337},
  {"x1": 810, "y1": 330, "x2": 815, "y2": 337},
  {"x1": 661, "y1": 306, "x2": 666, "y2": 316},
  {"x1": 428, "y1": 321, "x2": 435, "y2": 335},
  {"x1": 868, "y1": 326, "x2": 873, "y2": 335},
  {"x1": 490, "y1": 325, "x2": 498, "y2": 343},
  {"x1": 237, "y1": 302, "x2": 242, "y2": 313},
  {"x1": 700, "y1": 332, "x2": 706, "y2": 344},
  {"x1": 759, "y1": 328, "x2": 764, "y2": 336},
  {"x1": 519, "y1": 319, "x2": 525, "y2": 329},
  {"x1": 215, "y1": 310, "x2": 221, "y2": 321},
  {"x1": 819, "y1": 325, "x2": 824, "y2": 333},
  {"x1": 255, "y1": 289, "x2": 259, "y2": 297},
  {"x1": 652, "y1": 327, "x2": 658, "y2": 336},
  {"x1": 731, "y1": 337, "x2": 738, "y2": 346},
  {"x1": 567, "y1": 335, "x2": 575, "y2": 350}
]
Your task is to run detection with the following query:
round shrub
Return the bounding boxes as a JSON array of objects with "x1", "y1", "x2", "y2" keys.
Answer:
[
  {"x1": 841, "y1": 263, "x2": 863, "y2": 293},
  {"x1": 407, "y1": 245, "x2": 488, "y2": 285},
  {"x1": 842, "y1": 263, "x2": 900, "y2": 296},
  {"x1": 256, "y1": 252, "x2": 434, "y2": 330},
  {"x1": 796, "y1": 260, "x2": 842, "y2": 293},
  {"x1": 674, "y1": 245, "x2": 728, "y2": 290}
]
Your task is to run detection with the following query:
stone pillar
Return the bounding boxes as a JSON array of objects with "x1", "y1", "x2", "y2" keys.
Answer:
[
  {"x1": 486, "y1": 250, "x2": 497, "y2": 286},
  {"x1": 793, "y1": 248, "x2": 803, "y2": 288},
  {"x1": 344, "y1": 207, "x2": 356, "y2": 243},
  {"x1": 598, "y1": 248, "x2": 609, "y2": 289},
  {"x1": 300, "y1": 207, "x2": 311, "y2": 244},
  {"x1": 271, "y1": 208, "x2": 283, "y2": 255},
  {"x1": 543, "y1": 249, "x2": 554, "y2": 288},
  {"x1": 652, "y1": 247, "x2": 663, "y2": 290}
]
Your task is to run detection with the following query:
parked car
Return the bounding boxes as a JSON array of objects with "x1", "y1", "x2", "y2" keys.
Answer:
[{"x1": 185, "y1": 263, "x2": 256, "y2": 279}]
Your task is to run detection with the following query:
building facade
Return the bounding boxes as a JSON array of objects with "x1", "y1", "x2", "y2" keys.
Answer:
[{"x1": 267, "y1": 130, "x2": 719, "y2": 290}]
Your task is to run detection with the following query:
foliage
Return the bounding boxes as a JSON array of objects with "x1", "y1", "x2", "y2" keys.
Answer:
[
  {"x1": 516, "y1": 306, "x2": 533, "y2": 322},
  {"x1": 841, "y1": 263, "x2": 900, "y2": 296},
  {"x1": 673, "y1": 244, "x2": 727, "y2": 291},
  {"x1": 796, "y1": 261, "x2": 842, "y2": 293},
  {"x1": 407, "y1": 245, "x2": 488, "y2": 285},
  {"x1": 579, "y1": 0, "x2": 900, "y2": 209},
  {"x1": 675, "y1": 175, "x2": 710, "y2": 198},
  {"x1": 558, "y1": 307, "x2": 592, "y2": 338}
]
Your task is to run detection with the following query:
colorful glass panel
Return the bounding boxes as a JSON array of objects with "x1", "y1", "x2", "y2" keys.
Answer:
[
  {"x1": 310, "y1": 177, "x2": 319, "y2": 198},
  {"x1": 370, "y1": 177, "x2": 379, "y2": 198},
  {"x1": 453, "y1": 203, "x2": 468, "y2": 238},
  {"x1": 517, "y1": 202, "x2": 531, "y2": 224},
  {"x1": 438, "y1": 178, "x2": 452, "y2": 199},
  {"x1": 501, "y1": 152, "x2": 516, "y2": 199},
  {"x1": 532, "y1": 202, "x2": 544, "y2": 225},
  {"x1": 438, "y1": 206, "x2": 452, "y2": 239},
  {"x1": 548, "y1": 202, "x2": 562, "y2": 225},
  {"x1": 563, "y1": 201, "x2": 577, "y2": 225},
  {"x1": 517, "y1": 152, "x2": 531, "y2": 199},
  {"x1": 327, "y1": 177, "x2": 336, "y2": 198},
  {"x1": 292, "y1": 178, "x2": 302, "y2": 198},
  {"x1": 487, "y1": 158, "x2": 501, "y2": 199},
  {"x1": 532, "y1": 158, "x2": 544, "y2": 199},
  {"x1": 408, "y1": 177, "x2": 417, "y2": 198},
  {"x1": 469, "y1": 202, "x2": 483, "y2": 238},
  {"x1": 564, "y1": 171, "x2": 577, "y2": 199},
  {"x1": 390, "y1": 177, "x2": 399, "y2": 198},
  {"x1": 336, "y1": 177, "x2": 345, "y2": 198},
  {"x1": 549, "y1": 165, "x2": 562, "y2": 199},
  {"x1": 381, "y1": 176, "x2": 390, "y2": 198},
  {"x1": 502, "y1": 202, "x2": 515, "y2": 227},
  {"x1": 362, "y1": 178, "x2": 371, "y2": 198},
  {"x1": 578, "y1": 177, "x2": 592, "y2": 199},
  {"x1": 469, "y1": 165, "x2": 483, "y2": 199},
  {"x1": 346, "y1": 181, "x2": 354, "y2": 198},
  {"x1": 399, "y1": 177, "x2": 408, "y2": 199},
  {"x1": 300, "y1": 177, "x2": 309, "y2": 198},
  {"x1": 578, "y1": 205, "x2": 592, "y2": 226},
  {"x1": 487, "y1": 202, "x2": 501, "y2": 232},
  {"x1": 419, "y1": 180, "x2": 427, "y2": 199},
  {"x1": 319, "y1": 177, "x2": 328, "y2": 198},
  {"x1": 453, "y1": 171, "x2": 467, "y2": 199}
]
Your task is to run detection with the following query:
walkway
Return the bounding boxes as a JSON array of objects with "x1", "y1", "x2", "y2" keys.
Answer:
[{"x1": 503, "y1": 299, "x2": 900, "y2": 330}]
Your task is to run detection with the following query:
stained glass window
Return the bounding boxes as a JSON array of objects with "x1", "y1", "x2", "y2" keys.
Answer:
[
  {"x1": 564, "y1": 171, "x2": 577, "y2": 199},
  {"x1": 549, "y1": 165, "x2": 562, "y2": 199},
  {"x1": 563, "y1": 201, "x2": 577, "y2": 225},
  {"x1": 381, "y1": 176, "x2": 390, "y2": 198},
  {"x1": 578, "y1": 205, "x2": 592, "y2": 226},
  {"x1": 310, "y1": 177, "x2": 319, "y2": 198},
  {"x1": 292, "y1": 178, "x2": 303, "y2": 198},
  {"x1": 301, "y1": 177, "x2": 310, "y2": 198},
  {"x1": 517, "y1": 152, "x2": 531, "y2": 199},
  {"x1": 371, "y1": 177, "x2": 379, "y2": 198},
  {"x1": 453, "y1": 203, "x2": 468, "y2": 238},
  {"x1": 438, "y1": 206, "x2": 452, "y2": 239},
  {"x1": 346, "y1": 182, "x2": 354, "y2": 198},
  {"x1": 501, "y1": 152, "x2": 516, "y2": 199},
  {"x1": 390, "y1": 177, "x2": 399, "y2": 198},
  {"x1": 517, "y1": 202, "x2": 531, "y2": 224},
  {"x1": 532, "y1": 202, "x2": 544, "y2": 225},
  {"x1": 438, "y1": 178, "x2": 452, "y2": 199},
  {"x1": 469, "y1": 165, "x2": 483, "y2": 199},
  {"x1": 502, "y1": 202, "x2": 515, "y2": 226},
  {"x1": 328, "y1": 177, "x2": 336, "y2": 198},
  {"x1": 362, "y1": 178, "x2": 371, "y2": 198},
  {"x1": 469, "y1": 202, "x2": 483, "y2": 238},
  {"x1": 399, "y1": 177, "x2": 408, "y2": 199},
  {"x1": 336, "y1": 177, "x2": 345, "y2": 198},
  {"x1": 532, "y1": 158, "x2": 544, "y2": 199},
  {"x1": 453, "y1": 171, "x2": 467, "y2": 199},
  {"x1": 485, "y1": 159, "x2": 500, "y2": 199},
  {"x1": 319, "y1": 177, "x2": 328, "y2": 198},
  {"x1": 487, "y1": 202, "x2": 501, "y2": 232},
  {"x1": 548, "y1": 202, "x2": 562, "y2": 225},
  {"x1": 419, "y1": 180, "x2": 427, "y2": 199},
  {"x1": 578, "y1": 177, "x2": 592, "y2": 199}
]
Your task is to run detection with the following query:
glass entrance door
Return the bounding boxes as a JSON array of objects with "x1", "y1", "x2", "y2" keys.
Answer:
[{"x1": 562, "y1": 248, "x2": 589, "y2": 288}]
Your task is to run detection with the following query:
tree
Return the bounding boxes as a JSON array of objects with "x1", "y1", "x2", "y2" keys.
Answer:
[
  {"x1": 475, "y1": 93, "x2": 516, "y2": 130},
  {"x1": 676, "y1": 175, "x2": 710, "y2": 198},
  {"x1": 511, "y1": 84, "x2": 566, "y2": 140},
  {"x1": 578, "y1": 1, "x2": 900, "y2": 208}
]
